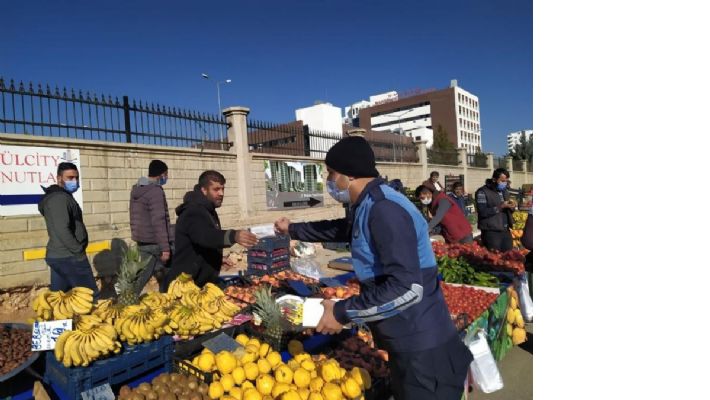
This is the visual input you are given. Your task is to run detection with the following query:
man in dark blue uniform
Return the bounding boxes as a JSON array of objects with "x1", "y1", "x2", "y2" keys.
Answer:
[{"x1": 275, "y1": 136, "x2": 472, "y2": 399}]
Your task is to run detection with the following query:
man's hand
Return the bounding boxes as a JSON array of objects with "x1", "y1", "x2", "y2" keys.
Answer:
[
  {"x1": 160, "y1": 251, "x2": 170, "y2": 264},
  {"x1": 235, "y1": 230, "x2": 259, "y2": 247},
  {"x1": 274, "y1": 217, "x2": 290, "y2": 235},
  {"x1": 316, "y1": 300, "x2": 344, "y2": 335}
]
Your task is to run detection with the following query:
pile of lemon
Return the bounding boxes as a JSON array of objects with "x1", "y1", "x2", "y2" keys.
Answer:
[{"x1": 187, "y1": 334, "x2": 371, "y2": 400}]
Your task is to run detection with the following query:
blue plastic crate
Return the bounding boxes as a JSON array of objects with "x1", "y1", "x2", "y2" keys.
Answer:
[
  {"x1": 250, "y1": 235, "x2": 290, "y2": 252},
  {"x1": 44, "y1": 336, "x2": 174, "y2": 400},
  {"x1": 247, "y1": 254, "x2": 290, "y2": 275}
]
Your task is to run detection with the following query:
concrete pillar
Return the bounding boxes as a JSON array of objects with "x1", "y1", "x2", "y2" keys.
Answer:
[
  {"x1": 522, "y1": 159, "x2": 529, "y2": 184},
  {"x1": 487, "y1": 153, "x2": 495, "y2": 174},
  {"x1": 223, "y1": 106, "x2": 253, "y2": 218},
  {"x1": 415, "y1": 140, "x2": 428, "y2": 182},
  {"x1": 505, "y1": 156, "x2": 514, "y2": 173},
  {"x1": 346, "y1": 128, "x2": 366, "y2": 137},
  {"x1": 457, "y1": 147, "x2": 468, "y2": 179}
]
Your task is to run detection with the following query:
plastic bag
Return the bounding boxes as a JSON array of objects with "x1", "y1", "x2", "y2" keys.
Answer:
[
  {"x1": 467, "y1": 330, "x2": 504, "y2": 393},
  {"x1": 516, "y1": 272, "x2": 533, "y2": 322},
  {"x1": 291, "y1": 257, "x2": 322, "y2": 280},
  {"x1": 292, "y1": 241, "x2": 316, "y2": 258}
]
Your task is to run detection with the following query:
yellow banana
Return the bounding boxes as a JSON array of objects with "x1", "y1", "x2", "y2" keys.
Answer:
[
  {"x1": 75, "y1": 333, "x2": 90, "y2": 366},
  {"x1": 54, "y1": 330, "x2": 70, "y2": 362},
  {"x1": 83, "y1": 331, "x2": 101, "y2": 360},
  {"x1": 46, "y1": 291, "x2": 61, "y2": 308},
  {"x1": 64, "y1": 332, "x2": 82, "y2": 367}
]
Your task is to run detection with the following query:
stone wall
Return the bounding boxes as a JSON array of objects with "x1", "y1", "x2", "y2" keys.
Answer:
[{"x1": 0, "y1": 109, "x2": 532, "y2": 289}]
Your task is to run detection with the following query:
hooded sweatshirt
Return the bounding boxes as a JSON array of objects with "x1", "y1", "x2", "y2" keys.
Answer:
[
  {"x1": 167, "y1": 185, "x2": 238, "y2": 287},
  {"x1": 129, "y1": 176, "x2": 171, "y2": 252},
  {"x1": 38, "y1": 185, "x2": 88, "y2": 258}
]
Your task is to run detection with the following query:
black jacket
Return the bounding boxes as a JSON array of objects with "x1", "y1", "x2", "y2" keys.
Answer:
[
  {"x1": 167, "y1": 186, "x2": 237, "y2": 287},
  {"x1": 474, "y1": 179, "x2": 514, "y2": 231},
  {"x1": 38, "y1": 185, "x2": 88, "y2": 258}
]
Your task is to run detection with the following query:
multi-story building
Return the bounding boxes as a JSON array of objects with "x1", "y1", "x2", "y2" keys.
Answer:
[
  {"x1": 357, "y1": 80, "x2": 482, "y2": 152},
  {"x1": 295, "y1": 102, "x2": 343, "y2": 159},
  {"x1": 303, "y1": 165, "x2": 318, "y2": 192},
  {"x1": 507, "y1": 130, "x2": 533, "y2": 153}
]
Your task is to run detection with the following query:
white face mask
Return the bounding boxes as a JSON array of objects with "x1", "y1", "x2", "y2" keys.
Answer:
[
  {"x1": 421, "y1": 198, "x2": 432, "y2": 205},
  {"x1": 327, "y1": 180, "x2": 350, "y2": 203}
]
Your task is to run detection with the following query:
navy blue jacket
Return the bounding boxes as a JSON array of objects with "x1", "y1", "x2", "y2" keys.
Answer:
[{"x1": 289, "y1": 179, "x2": 457, "y2": 353}]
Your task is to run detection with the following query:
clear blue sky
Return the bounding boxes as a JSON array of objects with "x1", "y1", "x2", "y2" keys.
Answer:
[{"x1": 1, "y1": 0, "x2": 532, "y2": 156}]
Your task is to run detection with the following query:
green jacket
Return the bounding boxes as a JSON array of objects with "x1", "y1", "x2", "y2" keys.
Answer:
[{"x1": 38, "y1": 185, "x2": 88, "y2": 258}]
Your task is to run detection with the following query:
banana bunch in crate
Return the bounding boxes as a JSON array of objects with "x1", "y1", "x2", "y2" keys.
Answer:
[
  {"x1": 113, "y1": 304, "x2": 170, "y2": 345},
  {"x1": 181, "y1": 283, "x2": 242, "y2": 324},
  {"x1": 54, "y1": 314, "x2": 121, "y2": 367},
  {"x1": 31, "y1": 287, "x2": 94, "y2": 321}
]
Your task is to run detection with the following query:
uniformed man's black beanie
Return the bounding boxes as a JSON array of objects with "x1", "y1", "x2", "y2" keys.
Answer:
[{"x1": 325, "y1": 136, "x2": 380, "y2": 178}]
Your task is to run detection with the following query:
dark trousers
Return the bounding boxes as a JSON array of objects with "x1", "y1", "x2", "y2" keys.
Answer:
[
  {"x1": 481, "y1": 229, "x2": 513, "y2": 252},
  {"x1": 46, "y1": 255, "x2": 99, "y2": 294},
  {"x1": 136, "y1": 244, "x2": 170, "y2": 293},
  {"x1": 389, "y1": 336, "x2": 473, "y2": 400},
  {"x1": 458, "y1": 234, "x2": 474, "y2": 244}
]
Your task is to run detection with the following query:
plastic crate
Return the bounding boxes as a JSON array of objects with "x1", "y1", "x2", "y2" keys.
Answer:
[
  {"x1": 44, "y1": 336, "x2": 174, "y2": 400},
  {"x1": 251, "y1": 235, "x2": 290, "y2": 252},
  {"x1": 247, "y1": 253, "x2": 290, "y2": 265},
  {"x1": 247, "y1": 257, "x2": 291, "y2": 275},
  {"x1": 173, "y1": 358, "x2": 217, "y2": 384},
  {"x1": 249, "y1": 247, "x2": 289, "y2": 258}
]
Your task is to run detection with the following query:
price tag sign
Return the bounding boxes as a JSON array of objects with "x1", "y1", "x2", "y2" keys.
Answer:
[
  {"x1": 32, "y1": 319, "x2": 72, "y2": 351},
  {"x1": 203, "y1": 332, "x2": 238, "y2": 354},
  {"x1": 81, "y1": 383, "x2": 115, "y2": 400}
]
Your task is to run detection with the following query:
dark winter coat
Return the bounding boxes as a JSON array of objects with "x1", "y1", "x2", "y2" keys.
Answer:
[
  {"x1": 129, "y1": 177, "x2": 171, "y2": 252},
  {"x1": 38, "y1": 185, "x2": 88, "y2": 258},
  {"x1": 474, "y1": 179, "x2": 514, "y2": 232},
  {"x1": 167, "y1": 186, "x2": 237, "y2": 287}
]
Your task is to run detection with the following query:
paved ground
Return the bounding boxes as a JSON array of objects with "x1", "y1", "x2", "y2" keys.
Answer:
[{"x1": 472, "y1": 323, "x2": 533, "y2": 400}]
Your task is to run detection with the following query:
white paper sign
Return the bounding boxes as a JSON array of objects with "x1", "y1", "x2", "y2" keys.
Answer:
[
  {"x1": 302, "y1": 298, "x2": 325, "y2": 328},
  {"x1": 0, "y1": 145, "x2": 83, "y2": 216},
  {"x1": 81, "y1": 383, "x2": 115, "y2": 400},
  {"x1": 250, "y1": 224, "x2": 277, "y2": 239},
  {"x1": 32, "y1": 319, "x2": 72, "y2": 351}
]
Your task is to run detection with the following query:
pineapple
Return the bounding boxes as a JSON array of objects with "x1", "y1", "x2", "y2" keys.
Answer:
[
  {"x1": 115, "y1": 245, "x2": 148, "y2": 306},
  {"x1": 252, "y1": 286, "x2": 284, "y2": 349}
]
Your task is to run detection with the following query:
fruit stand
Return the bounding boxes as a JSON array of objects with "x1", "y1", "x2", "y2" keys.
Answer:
[{"x1": 1, "y1": 236, "x2": 530, "y2": 400}]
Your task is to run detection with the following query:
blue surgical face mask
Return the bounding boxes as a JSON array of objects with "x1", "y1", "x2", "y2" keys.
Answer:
[
  {"x1": 327, "y1": 180, "x2": 350, "y2": 204},
  {"x1": 497, "y1": 182, "x2": 507, "y2": 191},
  {"x1": 158, "y1": 176, "x2": 168, "y2": 186},
  {"x1": 64, "y1": 179, "x2": 79, "y2": 193}
]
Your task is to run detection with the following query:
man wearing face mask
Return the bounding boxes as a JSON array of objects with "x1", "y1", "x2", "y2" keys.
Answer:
[
  {"x1": 275, "y1": 136, "x2": 472, "y2": 400},
  {"x1": 39, "y1": 162, "x2": 98, "y2": 292},
  {"x1": 129, "y1": 160, "x2": 172, "y2": 293},
  {"x1": 167, "y1": 170, "x2": 258, "y2": 287},
  {"x1": 474, "y1": 168, "x2": 515, "y2": 251}
]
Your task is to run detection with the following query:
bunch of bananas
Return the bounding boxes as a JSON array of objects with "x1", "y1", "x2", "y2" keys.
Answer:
[
  {"x1": 167, "y1": 272, "x2": 200, "y2": 298},
  {"x1": 512, "y1": 211, "x2": 528, "y2": 230},
  {"x1": 54, "y1": 314, "x2": 121, "y2": 368},
  {"x1": 165, "y1": 303, "x2": 222, "y2": 339},
  {"x1": 93, "y1": 299, "x2": 124, "y2": 324},
  {"x1": 179, "y1": 283, "x2": 240, "y2": 323},
  {"x1": 140, "y1": 292, "x2": 175, "y2": 310},
  {"x1": 31, "y1": 287, "x2": 94, "y2": 321},
  {"x1": 114, "y1": 304, "x2": 169, "y2": 345}
]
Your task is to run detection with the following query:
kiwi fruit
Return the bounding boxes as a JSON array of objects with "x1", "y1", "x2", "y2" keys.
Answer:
[
  {"x1": 130, "y1": 394, "x2": 146, "y2": 400},
  {"x1": 138, "y1": 383, "x2": 152, "y2": 393},
  {"x1": 177, "y1": 395, "x2": 190, "y2": 400},
  {"x1": 119, "y1": 386, "x2": 133, "y2": 397},
  {"x1": 187, "y1": 380, "x2": 198, "y2": 391},
  {"x1": 145, "y1": 391, "x2": 159, "y2": 400},
  {"x1": 197, "y1": 383, "x2": 209, "y2": 394},
  {"x1": 188, "y1": 394, "x2": 201, "y2": 400},
  {"x1": 158, "y1": 393, "x2": 177, "y2": 400}
]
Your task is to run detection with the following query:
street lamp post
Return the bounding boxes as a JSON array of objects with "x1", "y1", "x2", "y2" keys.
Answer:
[{"x1": 201, "y1": 73, "x2": 231, "y2": 116}]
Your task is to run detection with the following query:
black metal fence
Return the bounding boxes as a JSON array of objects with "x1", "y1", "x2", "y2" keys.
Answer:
[
  {"x1": 513, "y1": 159, "x2": 525, "y2": 172},
  {"x1": 467, "y1": 152, "x2": 489, "y2": 168},
  {"x1": 494, "y1": 157, "x2": 508, "y2": 170},
  {"x1": 427, "y1": 148, "x2": 460, "y2": 165},
  {"x1": 0, "y1": 77, "x2": 230, "y2": 149},
  {"x1": 247, "y1": 119, "x2": 418, "y2": 162}
]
